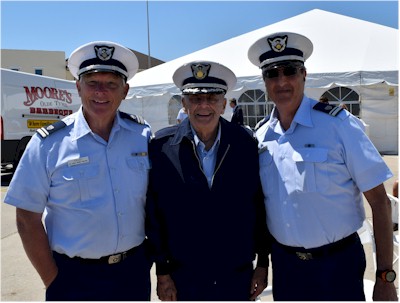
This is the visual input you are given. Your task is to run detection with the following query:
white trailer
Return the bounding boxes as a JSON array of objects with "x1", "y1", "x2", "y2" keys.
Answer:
[{"x1": 1, "y1": 68, "x2": 81, "y2": 170}]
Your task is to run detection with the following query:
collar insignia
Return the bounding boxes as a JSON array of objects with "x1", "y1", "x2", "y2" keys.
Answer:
[
  {"x1": 94, "y1": 45, "x2": 115, "y2": 61},
  {"x1": 191, "y1": 63, "x2": 210, "y2": 80},
  {"x1": 268, "y1": 35, "x2": 288, "y2": 53}
]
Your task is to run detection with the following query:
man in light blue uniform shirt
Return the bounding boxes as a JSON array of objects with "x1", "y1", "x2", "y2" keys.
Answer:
[
  {"x1": 248, "y1": 32, "x2": 397, "y2": 301},
  {"x1": 4, "y1": 41, "x2": 152, "y2": 300}
]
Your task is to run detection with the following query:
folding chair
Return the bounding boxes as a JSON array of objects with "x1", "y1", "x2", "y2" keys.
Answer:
[
  {"x1": 387, "y1": 194, "x2": 399, "y2": 266},
  {"x1": 357, "y1": 219, "x2": 376, "y2": 301}
]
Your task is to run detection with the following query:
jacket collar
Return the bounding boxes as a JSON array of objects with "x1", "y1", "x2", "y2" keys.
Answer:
[
  {"x1": 170, "y1": 117, "x2": 231, "y2": 147},
  {"x1": 170, "y1": 118, "x2": 194, "y2": 145}
]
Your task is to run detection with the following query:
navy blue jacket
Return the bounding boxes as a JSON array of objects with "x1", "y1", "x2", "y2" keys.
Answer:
[{"x1": 145, "y1": 117, "x2": 270, "y2": 275}]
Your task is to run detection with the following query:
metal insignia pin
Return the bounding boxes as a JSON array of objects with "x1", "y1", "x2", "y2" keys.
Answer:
[
  {"x1": 191, "y1": 63, "x2": 210, "y2": 80},
  {"x1": 94, "y1": 45, "x2": 115, "y2": 61}
]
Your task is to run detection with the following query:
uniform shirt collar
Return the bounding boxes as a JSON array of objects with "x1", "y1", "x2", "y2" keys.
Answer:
[
  {"x1": 71, "y1": 106, "x2": 91, "y2": 140},
  {"x1": 292, "y1": 95, "x2": 313, "y2": 128},
  {"x1": 269, "y1": 95, "x2": 313, "y2": 133},
  {"x1": 191, "y1": 123, "x2": 221, "y2": 153},
  {"x1": 71, "y1": 107, "x2": 128, "y2": 141}
]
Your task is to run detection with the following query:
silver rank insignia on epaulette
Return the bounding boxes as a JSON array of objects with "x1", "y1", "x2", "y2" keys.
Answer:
[
  {"x1": 254, "y1": 115, "x2": 271, "y2": 131},
  {"x1": 36, "y1": 120, "x2": 67, "y2": 138},
  {"x1": 312, "y1": 102, "x2": 343, "y2": 117},
  {"x1": 130, "y1": 114, "x2": 145, "y2": 125},
  {"x1": 120, "y1": 112, "x2": 145, "y2": 125}
]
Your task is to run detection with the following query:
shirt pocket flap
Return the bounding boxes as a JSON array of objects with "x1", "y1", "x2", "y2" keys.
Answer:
[
  {"x1": 62, "y1": 165, "x2": 99, "y2": 181},
  {"x1": 127, "y1": 157, "x2": 151, "y2": 170},
  {"x1": 292, "y1": 148, "x2": 328, "y2": 163}
]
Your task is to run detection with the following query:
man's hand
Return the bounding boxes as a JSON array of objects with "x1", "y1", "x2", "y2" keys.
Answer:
[
  {"x1": 373, "y1": 278, "x2": 398, "y2": 301},
  {"x1": 157, "y1": 274, "x2": 177, "y2": 301},
  {"x1": 250, "y1": 266, "x2": 268, "y2": 300}
]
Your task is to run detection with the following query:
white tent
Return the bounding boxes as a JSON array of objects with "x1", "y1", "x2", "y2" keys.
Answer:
[{"x1": 121, "y1": 9, "x2": 399, "y2": 154}]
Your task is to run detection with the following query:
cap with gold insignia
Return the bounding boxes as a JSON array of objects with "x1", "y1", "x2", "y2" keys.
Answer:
[
  {"x1": 68, "y1": 41, "x2": 139, "y2": 81},
  {"x1": 173, "y1": 61, "x2": 237, "y2": 95},
  {"x1": 248, "y1": 32, "x2": 313, "y2": 70}
]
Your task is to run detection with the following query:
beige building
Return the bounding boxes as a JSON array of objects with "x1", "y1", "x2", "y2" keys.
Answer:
[
  {"x1": 1, "y1": 49, "x2": 68, "y2": 79},
  {"x1": 1, "y1": 48, "x2": 164, "y2": 80}
]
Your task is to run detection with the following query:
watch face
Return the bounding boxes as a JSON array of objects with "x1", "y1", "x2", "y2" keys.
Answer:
[{"x1": 386, "y1": 271, "x2": 396, "y2": 282}]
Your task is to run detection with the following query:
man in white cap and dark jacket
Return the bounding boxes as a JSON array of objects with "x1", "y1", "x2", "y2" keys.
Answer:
[
  {"x1": 145, "y1": 60, "x2": 271, "y2": 301},
  {"x1": 248, "y1": 32, "x2": 397, "y2": 301},
  {"x1": 4, "y1": 41, "x2": 152, "y2": 300}
]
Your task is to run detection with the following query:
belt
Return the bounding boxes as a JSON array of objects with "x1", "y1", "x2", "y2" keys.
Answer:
[
  {"x1": 275, "y1": 232, "x2": 359, "y2": 261},
  {"x1": 53, "y1": 245, "x2": 140, "y2": 265}
]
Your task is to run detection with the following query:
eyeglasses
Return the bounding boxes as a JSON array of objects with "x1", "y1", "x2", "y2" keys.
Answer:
[
  {"x1": 263, "y1": 66, "x2": 303, "y2": 79},
  {"x1": 186, "y1": 95, "x2": 222, "y2": 105}
]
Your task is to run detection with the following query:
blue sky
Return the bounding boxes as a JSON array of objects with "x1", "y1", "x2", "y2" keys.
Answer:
[{"x1": 1, "y1": 1, "x2": 398, "y2": 62}]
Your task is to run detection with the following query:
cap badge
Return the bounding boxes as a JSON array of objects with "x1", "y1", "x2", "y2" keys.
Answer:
[
  {"x1": 191, "y1": 63, "x2": 210, "y2": 80},
  {"x1": 94, "y1": 45, "x2": 115, "y2": 61},
  {"x1": 268, "y1": 35, "x2": 288, "y2": 53}
]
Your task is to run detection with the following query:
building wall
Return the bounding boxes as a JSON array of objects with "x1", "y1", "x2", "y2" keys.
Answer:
[
  {"x1": 1, "y1": 48, "x2": 164, "y2": 81},
  {"x1": 1, "y1": 49, "x2": 68, "y2": 79}
]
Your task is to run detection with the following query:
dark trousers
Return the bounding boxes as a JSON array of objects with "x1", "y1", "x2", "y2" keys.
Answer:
[
  {"x1": 171, "y1": 263, "x2": 254, "y2": 301},
  {"x1": 271, "y1": 234, "x2": 366, "y2": 301},
  {"x1": 46, "y1": 242, "x2": 151, "y2": 301}
]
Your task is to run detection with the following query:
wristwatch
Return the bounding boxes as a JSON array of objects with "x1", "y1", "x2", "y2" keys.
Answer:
[{"x1": 376, "y1": 269, "x2": 396, "y2": 283}]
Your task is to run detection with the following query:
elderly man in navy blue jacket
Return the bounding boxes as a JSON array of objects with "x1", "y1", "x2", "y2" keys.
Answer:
[{"x1": 145, "y1": 61, "x2": 270, "y2": 301}]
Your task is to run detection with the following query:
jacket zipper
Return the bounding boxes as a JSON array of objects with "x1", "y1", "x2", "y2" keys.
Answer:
[
  {"x1": 191, "y1": 141, "x2": 205, "y2": 175},
  {"x1": 211, "y1": 144, "x2": 230, "y2": 186},
  {"x1": 191, "y1": 141, "x2": 230, "y2": 189}
]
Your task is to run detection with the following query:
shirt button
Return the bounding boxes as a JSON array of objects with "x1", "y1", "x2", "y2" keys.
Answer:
[{"x1": 286, "y1": 223, "x2": 291, "y2": 228}]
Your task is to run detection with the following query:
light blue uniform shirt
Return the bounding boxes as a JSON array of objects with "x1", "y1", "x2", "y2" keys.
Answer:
[
  {"x1": 4, "y1": 107, "x2": 152, "y2": 258},
  {"x1": 192, "y1": 124, "x2": 221, "y2": 188},
  {"x1": 256, "y1": 96, "x2": 392, "y2": 249}
]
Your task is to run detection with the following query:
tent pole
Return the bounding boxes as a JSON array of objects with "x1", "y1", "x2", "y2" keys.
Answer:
[{"x1": 146, "y1": 0, "x2": 151, "y2": 69}]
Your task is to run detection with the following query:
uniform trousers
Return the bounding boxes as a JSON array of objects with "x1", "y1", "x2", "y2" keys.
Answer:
[
  {"x1": 46, "y1": 242, "x2": 151, "y2": 301},
  {"x1": 271, "y1": 233, "x2": 366, "y2": 301},
  {"x1": 170, "y1": 262, "x2": 254, "y2": 301}
]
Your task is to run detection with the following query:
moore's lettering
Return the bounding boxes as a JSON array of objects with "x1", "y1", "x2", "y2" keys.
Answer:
[{"x1": 24, "y1": 86, "x2": 73, "y2": 106}]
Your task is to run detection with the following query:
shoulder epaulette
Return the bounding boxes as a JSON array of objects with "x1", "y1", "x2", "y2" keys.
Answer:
[
  {"x1": 254, "y1": 115, "x2": 270, "y2": 131},
  {"x1": 313, "y1": 102, "x2": 343, "y2": 117},
  {"x1": 37, "y1": 120, "x2": 67, "y2": 138},
  {"x1": 120, "y1": 111, "x2": 145, "y2": 125}
]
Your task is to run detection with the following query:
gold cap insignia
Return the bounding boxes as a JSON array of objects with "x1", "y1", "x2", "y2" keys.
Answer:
[
  {"x1": 191, "y1": 63, "x2": 211, "y2": 80},
  {"x1": 268, "y1": 35, "x2": 288, "y2": 53}
]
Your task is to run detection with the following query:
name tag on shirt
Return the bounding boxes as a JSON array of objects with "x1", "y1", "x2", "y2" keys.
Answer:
[{"x1": 68, "y1": 157, "x2": 89, "y2": 167}]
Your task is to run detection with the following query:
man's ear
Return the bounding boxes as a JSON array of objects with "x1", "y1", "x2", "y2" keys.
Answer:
[
  {"x1": 123, "y1": 83, "x2": 129, "y2": 99},
  {"x1": 182, "y1": 97, "x2": 187, "y2": 108},
  {"x1": 76, "y1": 80, "x2": 81, "y2": 97},
  {"x1": 222, "y1": 97, "x2": 227, "y2": 114}
]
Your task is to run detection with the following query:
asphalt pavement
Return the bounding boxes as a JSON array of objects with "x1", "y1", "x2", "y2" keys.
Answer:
[{"x1": 1, "y1": 156, "x2": 398, "y2": 301}]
